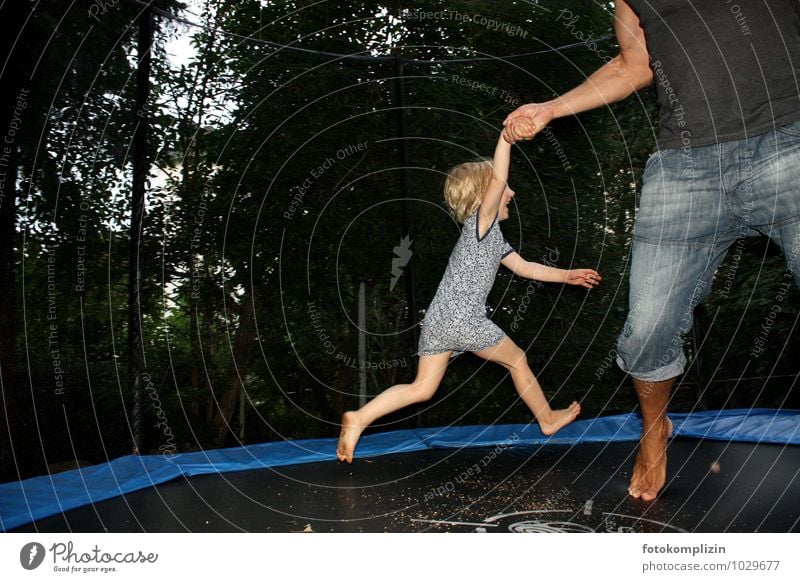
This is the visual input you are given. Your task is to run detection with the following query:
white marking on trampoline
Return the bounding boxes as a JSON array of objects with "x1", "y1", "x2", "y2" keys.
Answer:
[{"x1": 411, "y1": 518, "x2": 499, "y2": 527}]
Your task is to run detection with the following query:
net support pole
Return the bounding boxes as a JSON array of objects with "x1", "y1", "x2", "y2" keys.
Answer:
[
  {"x1": 392, "y1": 52, "x2": 418, "y2": 348},
  {"x1": 392, "y1": 50, "x2": 421, "y2": 426},
  {"x1": 129, "y1": 3, "x2": 153, "y2": 454},
  {"x1": 358, "y1": 281, "x2": 367, "y2": 408}
]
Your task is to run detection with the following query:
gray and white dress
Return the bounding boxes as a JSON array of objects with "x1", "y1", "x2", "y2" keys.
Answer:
[{"x1": 417, "y1": 211, "x2": 515, "y2": 356}]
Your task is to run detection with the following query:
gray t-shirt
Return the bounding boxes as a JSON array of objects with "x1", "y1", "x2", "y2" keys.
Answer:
[{"x1": 627, "y1": 0, "x2": 800, "y2": 148}]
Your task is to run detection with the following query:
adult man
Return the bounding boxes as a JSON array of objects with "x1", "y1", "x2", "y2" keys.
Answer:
[{"x1": 504, "y1": 0, "x2": 800, "y2": 501}]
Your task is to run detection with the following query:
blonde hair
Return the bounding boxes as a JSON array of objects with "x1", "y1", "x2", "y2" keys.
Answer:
[{"x1": 443, "y1": 159, "x2": 492, "y2": 223}]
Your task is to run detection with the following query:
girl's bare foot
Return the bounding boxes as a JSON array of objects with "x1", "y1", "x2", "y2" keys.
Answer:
[
  {"x1": 336, "y1": 411, "x2": 364, "y2": 464},
  {"x1": 628, "y1": 416, "x2": 673, "y2": 501},
  {"x1": 539, "y1": 401, "x2": 581, "y2": 436}
]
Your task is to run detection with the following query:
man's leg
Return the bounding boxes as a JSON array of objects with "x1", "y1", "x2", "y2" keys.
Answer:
[
  {"x1": 768, "y1": 220, "x2": 800, "y2": 288},
  {"x1": 617, "y1": 145, "x2": 738, "y2": 501},
  {"x1": 747, "y1": 122, "x2": 800, "y2": 286},
  {"x1": 629, "y1": 378, "x2": 674, "y2": 501},
  {"x1": 619, "y1": 229, "x2": 737, "y2": 500}
]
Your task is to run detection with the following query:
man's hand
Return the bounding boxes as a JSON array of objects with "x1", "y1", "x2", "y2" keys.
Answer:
[
  {"x1": 502, "y1": 102, "x2": 556, "y2": 143},
  {"x1": 502, "y1": 1, "x2": 652, "y2": 145},
  {"x1": 565, "y1": 268, "x2": 602, "y2": 289}
]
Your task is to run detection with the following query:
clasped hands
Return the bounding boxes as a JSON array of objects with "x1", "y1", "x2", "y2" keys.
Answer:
[{"x1": 502, "y1": 103, "x2": 556, "y2": 144}]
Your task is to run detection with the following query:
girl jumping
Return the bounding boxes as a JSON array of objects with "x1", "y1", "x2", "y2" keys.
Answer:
[{"x1": 337, "y1": 130, "x2": 601, "y2": 463}]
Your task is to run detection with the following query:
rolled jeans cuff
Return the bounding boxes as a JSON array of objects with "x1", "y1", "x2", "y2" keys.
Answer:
[{"x1": 615, "y1": 352, "x2": 685, "y2": 383}]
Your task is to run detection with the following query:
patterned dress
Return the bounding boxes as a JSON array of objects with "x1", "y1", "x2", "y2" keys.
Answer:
[{"x1": 417, "y1": 211, "x2": 514, "y2": 356}]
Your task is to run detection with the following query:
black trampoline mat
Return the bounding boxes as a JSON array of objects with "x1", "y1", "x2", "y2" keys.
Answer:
[{"x1": 12, "y1": 439, "x2": 800, "y2": 533}]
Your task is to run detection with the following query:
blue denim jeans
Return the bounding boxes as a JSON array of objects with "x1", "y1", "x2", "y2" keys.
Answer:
[{"x1": 616, "y1": 122, "x2": 800, "y2": 382}]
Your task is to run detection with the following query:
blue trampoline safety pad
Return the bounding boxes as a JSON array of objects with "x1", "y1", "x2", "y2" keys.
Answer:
[{"x1": 1, "y1": 408, "x2": 798, "y2": 532}]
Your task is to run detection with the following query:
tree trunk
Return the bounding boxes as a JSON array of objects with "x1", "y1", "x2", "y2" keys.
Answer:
[
  {"x1": 213, "y1": 291, "x2": 257, "y2": 446},
  {"x1": 0, "y1": 0, "x2": 32, "y2": 482}
]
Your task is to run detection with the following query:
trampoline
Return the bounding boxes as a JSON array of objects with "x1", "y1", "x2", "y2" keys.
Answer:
[{"x1": 3, "y1": 409, "x2": 800, "y2": 533}]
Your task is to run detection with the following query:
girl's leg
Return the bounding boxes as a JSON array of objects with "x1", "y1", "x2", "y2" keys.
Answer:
[
  {"x1": 337, "y1": 351, "x2": 452, "y2": 463},
  {"x1": 474, "y1": 336, "x2": 580, "y2": 435}
]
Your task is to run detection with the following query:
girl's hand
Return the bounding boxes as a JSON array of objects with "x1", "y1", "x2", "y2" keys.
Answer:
[
  {"x1": 566, "y1": 269, "x2": 601, "y2": 289},
  {"x1": 503, "y1": 116, "x2": 537, "y2": 143},
  {"x1": 502, "y1": 102, "x2": 556, "y2": 143}
]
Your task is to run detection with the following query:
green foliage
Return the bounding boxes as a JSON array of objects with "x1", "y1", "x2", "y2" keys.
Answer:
[{"x1": 4, "y1": 0, "x2": 798, "y2": 479}]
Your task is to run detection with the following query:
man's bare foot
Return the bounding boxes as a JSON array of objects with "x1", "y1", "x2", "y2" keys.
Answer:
[
  {"x1": 336, "y1": 411, "x2": 364, "y2": 464},
  {"x1": 628, "y1": 416, "x2": 673, "y2": 501},
  {"x1": 539, "y1": 401, "x2": 581, "y2": 436}
]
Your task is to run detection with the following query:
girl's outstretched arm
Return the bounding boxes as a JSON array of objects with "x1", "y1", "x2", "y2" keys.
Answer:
[
  {"x1": 477, "y1": 132, "x2": 522, "y2": 238},
  {"x1": 501, "y1": 251, "x2": 601, "y2": 289}
]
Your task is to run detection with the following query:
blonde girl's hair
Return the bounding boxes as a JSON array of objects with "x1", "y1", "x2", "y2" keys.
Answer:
[{"x1": 443, "y1": 159, "x2": 493, "y2": 223}]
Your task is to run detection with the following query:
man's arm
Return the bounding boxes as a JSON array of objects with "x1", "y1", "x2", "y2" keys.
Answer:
[{"x1": 503, "y1": 0, "x2": 653, "y2": 142}]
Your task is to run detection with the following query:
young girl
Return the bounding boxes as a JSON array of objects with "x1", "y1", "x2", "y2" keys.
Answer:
[{"x1": 337, "y1": 131, "x2": 601, "y2": 463}]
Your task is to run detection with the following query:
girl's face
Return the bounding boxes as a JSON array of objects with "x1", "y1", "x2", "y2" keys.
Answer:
[{"x1": 498, "y1": 185, "x2": 515, "y2": 221}]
